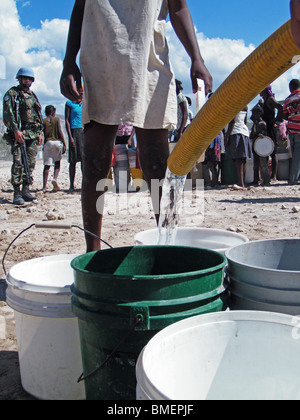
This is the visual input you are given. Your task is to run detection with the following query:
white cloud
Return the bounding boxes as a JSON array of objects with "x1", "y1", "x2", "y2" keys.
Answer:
[
  {"x1": 166, "y1": 22, "x2": 300, "y2": 115},
  {"x1": 0, "y1": 0, "x2": 299, "y2": 119},
  {"x1": 0, "y1": 0, "x2": 68, "y2": 116}
]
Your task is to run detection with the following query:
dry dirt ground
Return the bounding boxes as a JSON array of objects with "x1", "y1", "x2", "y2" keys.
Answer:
[{"x1": 0, "y1": 157, "x2": 299, "y2": 400}]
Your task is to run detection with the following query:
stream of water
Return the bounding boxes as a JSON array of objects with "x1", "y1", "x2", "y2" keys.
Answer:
[{"x1": 158, "y1": 168, "x2": 187, "y2": 245}]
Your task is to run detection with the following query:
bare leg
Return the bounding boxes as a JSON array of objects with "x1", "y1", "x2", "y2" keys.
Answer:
[
  {"x1": 235, "y1": 159, "x2": 246, "y2": 188},
  {"x1": 271, "y1": 151, "x2": 278, "y2": 181},
  {"x1": 43, "y1": 165, "x2": 50, "y2": 192},
  {"x1": 135, "y1": 128, "x2": 169, "y2": 224},
  {"x1": 53, "y1": 161, "x2": 60, "y2": 181},
  {"x1": 242, "y1": 161, "x2": 247, "y2": 186},
  {"x1": 69, "y1": 163, "x2": 76, "y2": 191},
  {"x1": 52, "y1": 161, "x2": 61, "y2": 191},
  {"x1": 82, "y1": 121, "x2": 118, "y2": 252}
]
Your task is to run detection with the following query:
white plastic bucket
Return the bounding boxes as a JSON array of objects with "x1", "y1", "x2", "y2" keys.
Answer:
[
  {"x1": 5, "y1": 254, "x2": 85, "y2": 400},
  {"x1": 277, "y1": 153, "x2": 290, "y2": 180},
  {"x1": 135, "y1": 227, "x2": 249, "y2": 255},
  {"x1": 226, "y1": 239, "x2": 300, "y2": 315},
  {"x1": 136, "y1": 311, "x2": 300, "y2": 400}
]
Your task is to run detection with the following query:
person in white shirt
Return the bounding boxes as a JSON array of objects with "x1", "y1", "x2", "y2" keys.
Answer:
[{"x1": 225, "y1": 106, "x2": 252, "y2": 188}]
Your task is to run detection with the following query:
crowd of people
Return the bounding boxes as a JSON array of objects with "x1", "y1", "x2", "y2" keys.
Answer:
[
  {"x1": 201, "y1": 81, "x2": 300, "y2": 190},
  {"x1": 1, "y1": 0, "x2": 300, "y2": 253}
]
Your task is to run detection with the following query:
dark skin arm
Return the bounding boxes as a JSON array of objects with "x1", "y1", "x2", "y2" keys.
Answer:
[
  {"x1": 65, "y1": 104, "x2": 75, "y2": 149},
  {"x1": 265, "y1": 96, "x2": 283, "y2": 121},
  {"x1": 291, "y1": 0, "x2": 300, "y2": 48},
  {"x1": 174, "y1": 100, "x2": 188, "y2": 141},
  {"x1": 60, "y1": 0, "x2": 85, "y2": 102},
  {"x1": 60, "y1": 0, "x2": 213, "y2": 100},
  {"x1": 57, "y1": 118, "x2": 67, "y2": 154},
  {"x1": 224, "y1": 120, "x2": 234, "y2": 148},
  {"x1": 168, "y1": 0, "x2": 212, "y2": 95}
]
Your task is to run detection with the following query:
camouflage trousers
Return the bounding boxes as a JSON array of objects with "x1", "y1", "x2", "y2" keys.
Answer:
[{"x1": 11, "y1": 139, "x2": 38, "y2": 186}]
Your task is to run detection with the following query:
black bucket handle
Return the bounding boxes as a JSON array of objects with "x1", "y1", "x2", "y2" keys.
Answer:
[{"x1": 77, "y1": 315, "x2": 143, "y2": 383}]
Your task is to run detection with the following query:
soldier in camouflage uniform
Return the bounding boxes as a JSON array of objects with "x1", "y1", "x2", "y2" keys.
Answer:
[{"x1": 3, "y1": 67, "x2": 43, "y2": 205}]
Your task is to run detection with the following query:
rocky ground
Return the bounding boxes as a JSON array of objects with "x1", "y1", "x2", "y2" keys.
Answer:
[{"x1": 0, "y1": 157, "x2": 299, "y2": 399}]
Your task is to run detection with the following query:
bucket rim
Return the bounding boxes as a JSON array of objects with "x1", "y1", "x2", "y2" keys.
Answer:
[
  {"x1": 70, "y1": 245, "x2": 227, "y2": 279},
  {"x1": 134, "y1": 227, "x2": 249, "y2": 244},
  {"x1": 6, "y1": 254, "x2": 78, "y2": 293},
  {"x1": 135, "y1": 310, "x2": 298, "y2": 400},
  {"x1": 230, "y1": 290, "x2": 300, "y2": 312},
  {"x1": 137, "y1": 310, "x2": 298, "y2": 347},
  {"x1": 225, "y1": 238, "x2": 300, "y2": 274}
]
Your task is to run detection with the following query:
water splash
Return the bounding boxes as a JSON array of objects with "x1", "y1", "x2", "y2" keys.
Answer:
[{"x1": 158, "y1": 168, "x2": 187, "y2": 245}]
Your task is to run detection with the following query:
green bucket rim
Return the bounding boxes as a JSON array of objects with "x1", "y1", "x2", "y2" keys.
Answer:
[{"x1": 70, "y1": 245, "x2": 227, "y2": 280}]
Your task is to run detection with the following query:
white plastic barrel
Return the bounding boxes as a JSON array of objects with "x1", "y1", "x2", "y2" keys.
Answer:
[
  {"x1": 136, "y1": 311, "x2": 300, "y2": 400},
  {"x1": 135, "y1": 227, "x2": 248, "y2": 255},
  {"x1": 5, "y1": 254, "x2": 85, "y2": 400}
]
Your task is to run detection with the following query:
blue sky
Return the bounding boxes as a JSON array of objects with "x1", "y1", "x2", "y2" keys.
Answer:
[
  {"x1": 17, "y1": 0, "x2": 291, "y2": 46},
  {"x1": 188, "y1": 0, "x2": 291, "y2": 46},
  {"x1": 16, "y1": 0, "x2": 74, "y2": 28},
  {"x1": 0, "y1": 0, "x2": 297, "y2": 116}
]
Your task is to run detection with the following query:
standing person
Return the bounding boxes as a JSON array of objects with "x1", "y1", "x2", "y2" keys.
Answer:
[
  {"x1": 250, "y1": 105, "x2": 270, "y2": 186},
  {"x1": 283, "y1": 78, "x2": 300, "y2": 185},
  {"x1": 3, "y1": 67, "x2": 43, "y2": 205},
  {"x1": 203, "y1": 134, "x2": 222, "y2": 189},
  {"x1": 185, "y1": 96, "x2": 194, "y2": 123},
  {"x1": 173, "y1": 79, "x2": 190, "y2": 142},
  {"x1": 225, "y1": 107, "x2": 252, "y2": 189},
  {"x1": 42, "y1": 105, "x2": 67, "y2": 193},
  {"x1": 65, "y1": 86, "x2": 84, "y2": 193},
  {"x1": 60, "y1": 0, "x2": 213, "y2": 252},
  {"x1": 291, "y1": 0, "x2": 300, "y2": 48},
  {"x1": 260, "y1": 86, "x2": 283, "y2": 181}
]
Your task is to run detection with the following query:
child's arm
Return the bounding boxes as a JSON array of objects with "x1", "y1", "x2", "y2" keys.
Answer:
[
  {"x1": 60, "y1": 0, "x2": 85, "y2": 102},
  {"x1": 291, "y1": 0, "x2": 300, "y2": 48},
  {"x1": 168, "y1": 0, "x2": 213, "y2": 96}
]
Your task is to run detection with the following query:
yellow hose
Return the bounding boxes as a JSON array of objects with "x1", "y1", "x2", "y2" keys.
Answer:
[{"x1": 168, "y1": 20, "x2": 300, "y2": 177}]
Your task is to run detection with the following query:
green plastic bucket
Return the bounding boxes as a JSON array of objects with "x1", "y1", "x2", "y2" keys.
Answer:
[{"x1": 71, "y1": 246, "x2": 227, "y2": 400}]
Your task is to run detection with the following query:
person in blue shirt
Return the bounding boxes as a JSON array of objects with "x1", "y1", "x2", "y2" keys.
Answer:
[{"x1": 65, "y1": 86, "x2": 84, "y2": 192}]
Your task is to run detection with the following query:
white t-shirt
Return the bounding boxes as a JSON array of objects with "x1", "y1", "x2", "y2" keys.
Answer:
[
  {"x1": 177, "y1": 93, "x2": 190, "y2": 130},
  {"x1": 231, "y1": 111, "x2": 249, "y2": 137}
]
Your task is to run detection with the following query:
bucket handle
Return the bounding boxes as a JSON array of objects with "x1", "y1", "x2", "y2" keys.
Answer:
[
  {"x1": 77, "y1": 315, "x2": 143, "y2": 383},
  {"x1": 1, "y1": 223, "x2": 113, "y2": 277}
]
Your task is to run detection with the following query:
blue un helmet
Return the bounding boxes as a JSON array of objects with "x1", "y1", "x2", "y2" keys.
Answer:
[{"x1": 16, "y1": 67, "x2": 35, "y2": 81}]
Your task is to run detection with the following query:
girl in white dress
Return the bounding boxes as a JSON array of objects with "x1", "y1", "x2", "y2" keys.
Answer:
[{"x1": 60, "y1": 0, "x2": 212, "y2": 251}]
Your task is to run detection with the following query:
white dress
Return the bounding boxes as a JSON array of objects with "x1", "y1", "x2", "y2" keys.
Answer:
[{"x1": 80, "y1": 0, "x2": 177, "y2": 130}]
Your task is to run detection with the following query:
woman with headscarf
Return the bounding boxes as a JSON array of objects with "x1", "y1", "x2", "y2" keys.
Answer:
[{"x1": 259, "y1": 85, "x2": 283, "y2": 181}]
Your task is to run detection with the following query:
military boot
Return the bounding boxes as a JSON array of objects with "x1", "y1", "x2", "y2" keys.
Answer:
[
  {"x1": 22, "y1": 183, "x2": 37, "y2": 202},
  {"x1": 13, "y1": 186, "x2": 25, "y2": 205}
]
